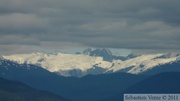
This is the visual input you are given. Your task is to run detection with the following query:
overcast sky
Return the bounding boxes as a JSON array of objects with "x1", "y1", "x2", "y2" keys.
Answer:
[{"x1": 0, "y1": 0, "x2": 180, "y2": 55}]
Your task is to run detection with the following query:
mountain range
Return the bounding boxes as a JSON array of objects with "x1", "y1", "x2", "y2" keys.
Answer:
[
  {"x1": 2, "y1": 48, "x2": 180, "y2": 77},
  {"x1": 0, "y1": 49, "x2": 180, "y2": 101},
  {"x1": 0, "y1": 57, "x2": 147, "y2": 101}
]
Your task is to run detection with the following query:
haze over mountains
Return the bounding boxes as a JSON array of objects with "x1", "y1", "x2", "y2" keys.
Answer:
[{"x1": 2, "y1": 48, "x2": 180, "y2": 77}]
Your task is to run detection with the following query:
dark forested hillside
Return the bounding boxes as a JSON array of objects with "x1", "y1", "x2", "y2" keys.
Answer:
[
  {"x1": 124, "y1": 72, "x2": 180, "y2": 93},
  {"x1": 102, "y1": 72, "x2": 180, "y2": 101},
  {"x1": 0, "y1": 77, "x2": 69, "y2": 101},
  {"x1": 0, "y1": 58, "x2": 148, "y2": 101}
]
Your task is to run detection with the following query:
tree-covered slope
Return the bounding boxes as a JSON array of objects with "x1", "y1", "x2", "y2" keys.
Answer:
[{"x1": 0, "y1": 77, "x2": 69, "y2": 101}]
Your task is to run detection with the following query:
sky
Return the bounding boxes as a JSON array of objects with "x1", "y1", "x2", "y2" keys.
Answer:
[{"x1": 0, "y1": 0, "x2": 180, "y2": 55}]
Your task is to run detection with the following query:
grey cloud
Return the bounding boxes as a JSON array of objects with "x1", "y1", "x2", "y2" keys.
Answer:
[
  {"x1": 0, "y1": 35, "x2": 40, "y2": 45},
  {"x1": 0, "y1": 13, "x2": 48, "y2": 33},
  {"x1": 0, "y1": 45, "x2": 40, "y2": 55},
  {"x1": 0, "y1": 0, "x2": 180, "y2": 54}
]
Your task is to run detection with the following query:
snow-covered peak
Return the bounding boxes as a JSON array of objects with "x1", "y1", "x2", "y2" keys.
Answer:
[
  {"x1": 2, "y1": 52, "x2": 180, "y2": 77},
  {"x1": 33, "y1": 51, "x2": 45, "y2": 55},
  {"x1": 83, "y1": 48, "x2": 95, "y2": 55},
  {"x1": 83, "y1": 48, "x2": 113, "y2": 61},
  {"x1": 83, "y1": 48, "x2": 112, "y2": 55},
  {"x1": 3, "y1": 52, "x2": 112, "y2": 76},
  {"x1": 106, "y1": 53, "x2": 178, "y2": 74}
]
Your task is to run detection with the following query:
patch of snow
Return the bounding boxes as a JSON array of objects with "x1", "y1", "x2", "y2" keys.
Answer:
[
  {"x1": 106, "y1": 54, "x2": 177, "y2": 74},
  {"x1": 3, "y1": 52, "x2": 180, "y2": 77},
  {"x1": 3, "y1": 52, "x2": 113, "y2": 73}
]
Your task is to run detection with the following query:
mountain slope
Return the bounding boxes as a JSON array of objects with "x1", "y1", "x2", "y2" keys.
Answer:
[
  {"x1": 2, "y1": 51, "x2": 180, "y2": 77},
  {"x1": 0, "y1": 77, "x2": 69, "y2": 101},
  {"x1": 124, "y1": 72, "x2": 180, "y2": 93},
  {"x1": 0, "y1": 56, "x2": 63, "y2": 80},
  {"x1": 0, "y1": 58, "x2": 147, "y2": 101},
  {"x1": 69, "y1": 73, "x2": 147, "y2": 101},
  {"x1": 142, "y1": 60, "x2": 180, "y2": 75},
  {"x1": 106, "y1": 53, "x2": 180, "y2": 74},
  {"x1": 2, "y1": 52, "x2": 112, "y2": 77},
  {"x1": 3, "y1": 56, "x2": 180, "y2": 101},
  {"x1": 102, "y1": 72, "x2": 180, "y2": 101}
]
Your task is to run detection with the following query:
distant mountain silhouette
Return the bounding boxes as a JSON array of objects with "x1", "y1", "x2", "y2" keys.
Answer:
[
  {"x1": 125, "y1": 72, "x2": 180, "y2": 93},
  {"x1": 83, "y1": 48, "x2": 113, "y2": 61},
  {"x1": 0, "y1": 77, "x2": 69, "y2": 101},
  {"x1": 102, "y1": 72, "x2": 180, "y2": 101}
]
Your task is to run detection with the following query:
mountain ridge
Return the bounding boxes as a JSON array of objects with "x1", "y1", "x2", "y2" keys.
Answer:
[
  {"x1": 0, "y1": 58, "x2": 148, "y2": 101},
  {"x1": 2, "y1": 48, "x2": 180, "y2": 77},
  {"x1": 101, "y1": 72, "x2": 180, "y2": 101},
  {"x1": 0, "y1": 77, "x2": 69, "y2": 101},
  {"x1": 1, "y1": 56, "x2": 180, "y2": 101}
]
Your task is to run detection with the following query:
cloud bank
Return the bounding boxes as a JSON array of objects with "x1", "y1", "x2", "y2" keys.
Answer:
[{"x1": 0, "y1": 0, "x2": 180, "y2": 54}]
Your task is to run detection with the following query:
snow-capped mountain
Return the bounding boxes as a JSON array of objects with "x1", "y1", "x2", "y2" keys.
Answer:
[
  {"x1": 2, "y1": 52, "x2": 112, "y2": 77},
  {"x1": 83, "y1": 48, "x2": 113, "y2": 61},
  {"x1": 0, "y1": 56, "x2": 57, "y2": 79},
  {"x1": 106, "y1": 53, "x2": 180, "y2": 74},
  {"x1": 2, "y1": 49, "x2": 180, "y2": 77},
  {"x1": 82, "y1": 48, "x2": 129, "y2": 61}
]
